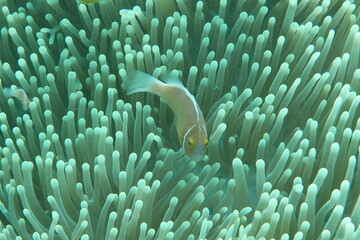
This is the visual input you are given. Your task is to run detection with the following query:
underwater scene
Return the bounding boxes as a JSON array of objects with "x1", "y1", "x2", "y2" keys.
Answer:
[{"x1": 0, "y1": 0, "x2": 360, "y2": 239}]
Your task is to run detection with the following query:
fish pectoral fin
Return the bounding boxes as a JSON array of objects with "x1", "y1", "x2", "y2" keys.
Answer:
[{"x1": 169, "y1": 121, "x2": 181, "y2": 147}]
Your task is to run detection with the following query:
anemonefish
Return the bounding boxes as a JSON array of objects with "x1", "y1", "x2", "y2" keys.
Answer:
[
  {"x1": 124, "y1": 71, "x2": 208, "y2": 161},
  {"x1": 3, "y1": 87, "x2": 30, "y2": 111}
]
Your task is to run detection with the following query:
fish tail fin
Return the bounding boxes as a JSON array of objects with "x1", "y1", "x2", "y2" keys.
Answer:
[{"x1": 123, "y1": 71, "x2": 162, "y2": 95}]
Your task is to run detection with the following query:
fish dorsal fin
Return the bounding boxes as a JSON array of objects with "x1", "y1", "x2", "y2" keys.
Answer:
[{"x1": 162, "y1": 71, "x2": 184, "y2": 88}]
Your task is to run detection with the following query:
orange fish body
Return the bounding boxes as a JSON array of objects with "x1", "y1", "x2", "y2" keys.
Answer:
[{"x1": 124, "y1": 71, "x2": 208, "y2": 161}]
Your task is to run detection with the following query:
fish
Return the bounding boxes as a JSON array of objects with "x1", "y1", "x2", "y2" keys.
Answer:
[
  {"x1": 124, "y1": 71, "x2": 208, "y2": 161},
  {"x1": 3, "y1": 86, "x2": 30, "y2": 111}
]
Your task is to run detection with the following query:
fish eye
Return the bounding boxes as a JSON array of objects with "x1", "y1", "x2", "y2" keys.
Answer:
[
  {"x1": 187, "y1": 138, "x2": 194, "y2": 148},
  {"x1": 204, "y1": 139, "x2": 209, "y2": 146}
]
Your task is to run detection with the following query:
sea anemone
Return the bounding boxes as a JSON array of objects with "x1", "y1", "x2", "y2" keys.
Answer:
[{"x1": 0, "y1": 0, "x2": 359, "y2": 239}]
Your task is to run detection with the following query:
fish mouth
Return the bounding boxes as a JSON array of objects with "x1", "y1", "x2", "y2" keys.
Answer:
[{"x1": 189, "y1": 153, "x2": 205, "y2": 162}]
